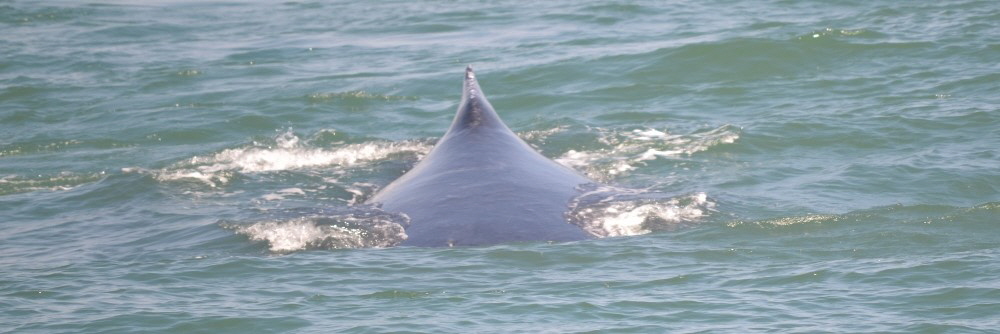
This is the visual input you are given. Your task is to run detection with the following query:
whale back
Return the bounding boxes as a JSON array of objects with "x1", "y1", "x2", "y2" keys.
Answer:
[{"x1": 367, "y1": 67, "x2": 592, "y2": 247}]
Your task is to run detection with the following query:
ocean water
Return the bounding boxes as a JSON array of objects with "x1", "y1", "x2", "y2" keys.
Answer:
[{"x1": 2, "y1": 0, "x2": 999, "y2": 332}]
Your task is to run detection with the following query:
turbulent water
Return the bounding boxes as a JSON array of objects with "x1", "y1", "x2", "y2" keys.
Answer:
[{"x1": 2, "y1": 0, "x2": 999, "y2": 332}]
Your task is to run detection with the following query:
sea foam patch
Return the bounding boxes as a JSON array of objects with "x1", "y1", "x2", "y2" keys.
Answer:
[
  {"x1": 153, "y1": 130, "x2": 431, "y2": 187},
  {"x1": 222, "y1": 209, "x2": 410, "y2": 252},
  {"x1": 556, "y1": 125, "x2": 740, "y2": 181},
  {"x1": 568, "y1": 186, "x2": 716, "y2": 238}
]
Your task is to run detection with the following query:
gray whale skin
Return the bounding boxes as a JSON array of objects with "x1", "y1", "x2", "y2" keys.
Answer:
[{"x1": 367, "y1": 66, "x2": 596, "y2": 247}]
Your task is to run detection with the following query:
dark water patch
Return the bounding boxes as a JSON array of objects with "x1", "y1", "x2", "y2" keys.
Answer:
[
  {"x1": 403, "y1": 23, "x2": 463, "y2": 33},
  {"x1": 226, "y1": 63, "x2": 291, "y2": 78},
  {"x1": 576, "y1": 82, "x2": 694, "y2": 105},
  {"x1": 0, "y1": 137, "x2": 136, "y2": 158},
  {"x1": 581, "y1": 3, "x2": 654, "y2": 15},
  {"x1": 0, "y1": 109, "x2": 38, "y2": 124},
  {"x1": 281, "y1": 1, "x2": 323, "y2": 9},
  {"x1": 935, "y1": 72, "x2": 1000, "y2": 95},
  {"x1": 612, "y1": 33, "x2": 938, "y2": 88},
  {"x1": 746, "y1": 120, "x2": 898, "y2": 153},
  {"x1": 872, "y1": 110, "x2": 999, "y2": 132},
  {"x1": 720, "y1": 203, "x2": 1000, "y2": 252},
  {"x1": 133, "y1": 68, "x2": 213, "y2": 92},
  {"x1": 749, "y1": 21, "x2": 789, "y2": 30},
  {"x1": 118, "y1": 222, "x2": 238, "y2": 257},
  {"x1": 80, "y1": 21, "x2": 196, "y2": 43},
  {"x1": 170, "y1": 315, "x2": 313, "y2": 333},
  {"x1": 294, "y1": 71, "x2": 399, "y2": 82},
  {"x1": 0, "y1": 84, "x2": 47, "y2": 101},
  {"x1": 539, "y1": 12, "x2": 622, "y2": 26},
  {"x1": 592, "y1": 110, "x2": 677, "y2": 123},
  {"x1": 64, "y1": 312, "x2": 311, "y2": 333},
  {"x1": 627, "y1": 39, "x2": 821, "y2": 84},
  {"x1": 797, "y1": 76, "x2": 894, "y2": 98},
  {"x1": 0, "y1": 3, "x2": 91, "y2": 25},
  {"x1": 223, "y1": 48, "x2": 313, "y2": 67},
  {"x1": 363, "y1": 289, "x2": 434, "y2": 299},
  {"x1": 10, "y1": 172, "x2": 158, "y2": 215},
  {"x1": 553, "y1": 36, "x2": 624, "y2": 48}
]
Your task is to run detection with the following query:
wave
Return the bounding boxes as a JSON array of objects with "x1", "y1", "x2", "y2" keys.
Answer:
[
  {"x1": 568, "y1": 186, "x2": 716, "y2": 237},
  {"x1": 221, "y1": 208, "x2": 409, "y2": 252},
  {"x1": 555, "y1": 124, "x2": 740, "y2": 181},
  {"x1": 146, "y1": 129, "x2": 432, "y2": 188},
  {"x1": 305, "y1": 91, "x2": 418, "y2": 103},
  {"x1": 724, "y1": 202, "x2": 999, "y2": 232},
  {"x1": 0, "y1": 172, "x2": 106, "y2": 196}
]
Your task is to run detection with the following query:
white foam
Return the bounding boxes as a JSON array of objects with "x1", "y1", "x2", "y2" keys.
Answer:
[
  {"x1": 570, "y1": 192, "x2": 715, "y2": 238},
  {"x1": 192, "y1": 141, "x2": 418, "y2": 173},
  {"x1": 556, "y1": 125, "x2": 740, "y2": 181},
  {"x1": 155, "y1": 170, "x2": 231, "y2": 186},
  {"x1": 261, "y1": 193, "x2": 284, "y2": 201},
  {"x1": 518, "y1": 126, "x2": 568, "y2": 142},
  {"x1": 155, "y1": 130, "x2": 430, "y2": 187},
  {"x1": 259, "y1": 188, "x2": 308, "y2": 201},
  {"x1": 278, "y1": 188, "x2": 305, "y2": 195},
  {"x1": 630, "y1": 128, "x2": 671, "y2": 140},
  {"x1": 226, "y1": 215, "x2": 408, "y2": 252},
  {"x1": 233, "y1": 218, "x2": 331, "y2": 252}
]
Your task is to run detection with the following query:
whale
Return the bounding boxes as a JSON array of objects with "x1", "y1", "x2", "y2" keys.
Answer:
[{"x1": 367, "y1": 66, "x2": 596, "y2": 247}]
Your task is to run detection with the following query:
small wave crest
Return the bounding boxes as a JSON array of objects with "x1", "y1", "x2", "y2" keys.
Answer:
[
  {"x1": 221, "y1": 208, "x2": 409, "y2": 252},
  {"x1": 727, "y1": 214, "x2": 841, "y2": 228},
  {"x1": 798, "y1": 28, "x2": 883, "y2": 40},
  {"x1": 146, "y1": 129, "x2": 431, "y2": 188},
  {"x1": 556, "y1": 125, "x2": 740, "y2": 181},
  {"x1": 726, "y1": 202, "x2": 1000, "y2": 230},
  {"x1": 568, "y1": 185, "x2": 716, "y2": 237},
  {"x1": 0, "y1": 171, "x2": 106, "y2": 196},
  {"x1": 305, "y1": 91, "x2": 418, "y2": 102}
]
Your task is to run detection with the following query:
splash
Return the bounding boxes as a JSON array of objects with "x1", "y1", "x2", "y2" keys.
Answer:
[
  {"x1": 190, "y1": 126, "x2": 722, "y2": 250},
  {"x1": 568, "y1": 185, "x2": 716, "y2": 237},
  {"x1": 223, "y1": 208, "x2": 409, "y2": 252},
  {"x1": 151, "y1": 130, "x2": 431, "y2": 187},
  {"x1": 260, "y1": 188, "x2": 306, "y2": 201},
  {"x1": 555, "y1": 125, "x2": 740, "y2": 181},
  {"x1": 518, "y1": 125, "x2": 569, "y2": 143}
]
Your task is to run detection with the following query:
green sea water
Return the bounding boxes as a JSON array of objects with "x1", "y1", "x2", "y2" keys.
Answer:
[{"x1": 2, "y1": 0, "x2": 999, "y2": 332}]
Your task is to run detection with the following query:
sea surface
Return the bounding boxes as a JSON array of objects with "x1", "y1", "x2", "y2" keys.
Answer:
[{"x1": 2, "y1": 0, "x2": 999, "y2": 332}]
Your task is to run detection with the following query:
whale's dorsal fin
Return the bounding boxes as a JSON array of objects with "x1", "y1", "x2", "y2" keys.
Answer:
[
  {"x1": 366, "y1": 67, "x2": 594, "y2": 247},
  {"x1": 445, "y1": 66, "x2": 510, "y2": 135}
]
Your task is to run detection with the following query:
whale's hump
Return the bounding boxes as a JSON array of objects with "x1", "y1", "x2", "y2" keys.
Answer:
[{"x1": 367, "y1": 67, "x2": 593, "y2": 247}]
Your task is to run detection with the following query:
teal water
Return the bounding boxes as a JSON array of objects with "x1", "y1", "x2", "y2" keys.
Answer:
[{"x1": 2, "y1": 0, "x2": 999, "y2": 332}]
